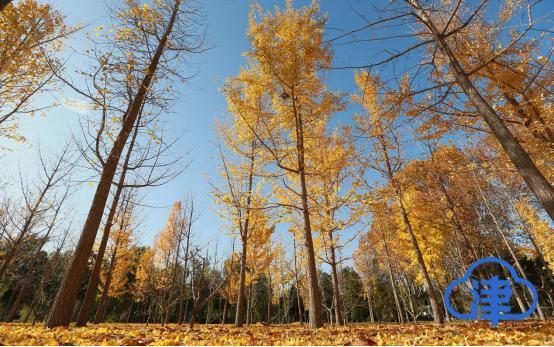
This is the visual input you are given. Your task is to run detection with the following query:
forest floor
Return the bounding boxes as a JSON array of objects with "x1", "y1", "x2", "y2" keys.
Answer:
[{"x1": 0, "y1": 320, "x2": 552, "y2": 345}]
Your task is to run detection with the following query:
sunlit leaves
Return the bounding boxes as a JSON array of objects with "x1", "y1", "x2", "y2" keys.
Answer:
[
  {"x1": 0, "y1": 321, "x2": 552, "y2": 345},
  {"x1": 0, "y1": 0, "x2": 71, "y2": 142}
]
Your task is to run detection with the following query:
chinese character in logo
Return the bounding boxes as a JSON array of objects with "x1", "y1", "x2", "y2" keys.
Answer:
[{"x1": 444, "y1": 257, "x2": 538, "y2": 327}]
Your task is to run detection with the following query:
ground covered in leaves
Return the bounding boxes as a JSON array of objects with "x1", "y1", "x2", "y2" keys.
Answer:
[{"x1": 0, "y1": 321, "x2": 552, "y2": 345}]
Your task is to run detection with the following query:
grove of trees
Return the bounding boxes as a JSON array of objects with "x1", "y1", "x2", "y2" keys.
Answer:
[{"x1": 0, "y1": 0, "x2": 552, "y2": 331}]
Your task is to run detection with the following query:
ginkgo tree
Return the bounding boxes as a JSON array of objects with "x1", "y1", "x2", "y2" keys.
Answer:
[
  {"x1": 0, "y1": 0, "x2": 73, "y2": 143},
  {"x1": 403, "y1": 0, "x2": 553, "y2": 218},
  {"x1": 328, "y1": 0, "x2": 553, "y2": 219},
  {"x1": 2, "y1": 0, "x2": 553, "y2": 334},
  {"x1": 94, "y1": 208, "x2": 136, "y2": 324},
  {"x1": 237, "y1": 1, "x2": 343, "y2": 328},
  {"x1": 353, "y1": 70, "x2": 445, "y2": 323},
  {"x1": 47, "y1": 0, "x2": 205, "y2": 328},
  {"x1": 217, "y1": 63, "x2": 273, "y2": 327},
  {"x1": 310, "y1": 129, "x2": 360, "y2": 326}
]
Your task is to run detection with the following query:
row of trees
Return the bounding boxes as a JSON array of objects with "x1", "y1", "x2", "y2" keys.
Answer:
[
  {"x1": 0, "y1": 0, "x2": 552, "y2": 330},
  {"x1": 211, "y1": 0, "x2": 553, "y2": 329},
  {"x1": 1, "y1": 0, "x2": 206, "y2": 328}
]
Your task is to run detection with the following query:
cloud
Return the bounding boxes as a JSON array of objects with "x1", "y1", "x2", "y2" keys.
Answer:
[{"x1": 61, "y1": 97, "x2": 96, "y2": 114}]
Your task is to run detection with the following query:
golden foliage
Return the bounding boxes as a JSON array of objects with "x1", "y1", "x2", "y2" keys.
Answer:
[
  {"x1": 515, "y1": 198, "x2": 554, "y2": 273},
  {"x1": 0, "y1": 0, "x2": 70, "y2": 142},
  {"x1": 0, "y1": 321, "x2": 552, "y2": 345}
]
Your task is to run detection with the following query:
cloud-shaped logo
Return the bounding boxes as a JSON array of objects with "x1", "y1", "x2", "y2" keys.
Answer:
[{"x1": 444, "y1": 257, "x2": 538, "y2": 327}]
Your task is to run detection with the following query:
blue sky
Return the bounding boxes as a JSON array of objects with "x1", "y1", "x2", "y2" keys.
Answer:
[
  {"x1": 3, "y1": 0, "x2": 551, "y2": 262},
  {"x1": 2, "y1": 0, "x2": 381, "y2": 258}
]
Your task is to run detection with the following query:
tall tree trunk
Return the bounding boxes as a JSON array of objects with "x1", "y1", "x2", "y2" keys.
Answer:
[
  {"x1": 437, "y1": 283, "x2": 450, "y2": 322},
  {"x1": 292, "y1": 237, "x2": 304, "y2": 323},
  {"x1": 378, "y1": 225, "x2": 404, "y2": 323},
  {"x1": 234, "y1": 155, "x2": 255, "y2": 327},
  {"x1": 46, "y1": 0, "x2": 182, "y2": 328},
  {"x1": 0, "y1": 160, "x2": 58, "y2": 284},
  {"x1": 267, "y1": 274, "x2": 272, "y2": 323},
  {"x1": 366, "y1": 285, "x2": 375, "y2": 323},
  {"x1": 291, "y1": 89, "x2": 323, "y2": 328},
  {"x1": 378, "y1": 126, "x2": 443, "y2": 323},
  {"x1": 6, "y1": 259, "x2": 38, "y2": 321},
  {"x1": 471, "y1": 164, "x2": 546, "y2": 320},
  {"x1": 397, "y1": 197, "x2": 444, "y2": 323},
  {"x1": 222, "y1": 299, "x2": 228, "y2": 324},
  {"x1": 6, "y1": 196, "x2": 64, "y2": 322},
  {"x1": 178, "y1": 203, "x2": 193, "y2": 324},
  {"x1": 127, "y1": 301, "x2": 134, "y2": 323},
  {"x1": 492, "y1": 165, "x2": 552, "y2": 276},
  {"x1": 246, "y1": 284, "x2": 251, "y2": 325},
  {"x1": 76, "y1": 123, "x2": 139, "y2": 327},
  {"x1": 93, "y1": 244, "x2": 119, "y2": 324},
  {"x1": 235, "y1": 241, "x2": 248, "y2": 327},
  {"x1": 298, "y1": 172, "x2": 323, "y2": 327},
  {"x1": 408, "y1": 0, "x2": 554, "y2": 220},
  {"x1": 328, "y1": 233, "x2": 344, "y2": 325}
]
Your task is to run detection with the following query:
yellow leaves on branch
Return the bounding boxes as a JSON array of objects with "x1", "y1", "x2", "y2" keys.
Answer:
[
  {"x1": 247, "y1": 0, "x2": 331, "y2": 85},
  {"x1": 114, "y1": 0, "x2": 162, "y2": 42},
  {"x1": 133, "y1": 248, "x2": 156, "y2": 302},
  {"x1": 514, "y1": 198, "x2": 554, "y2": 272},
  {"x1": 222, "y1": 206, "x2": 275, "y2": 297},
  {"x1": 0, "y1": 0, "x2": 70, "y2": 142}
]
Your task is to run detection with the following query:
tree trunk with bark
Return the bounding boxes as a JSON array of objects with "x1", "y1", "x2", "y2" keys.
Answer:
[
  {"x1": 76, "y1": 123, "x2": 139, "y2": 327},
  {"x1": 471, "y1": 163, "x2": 546, "y2": 319},
  {"x1": 126, "y1": 301, "x2": 134, "y2": 323},
  {"x1": 0, "y1": 157, "x2": 61, "y2": 285},
  {"x1": 235, "y1": 241, "x2": 248, "y2": 327},
  {"x1": 234, "y1": 155, "x2": 255, "y2": 327},
  {"x1": 379, "y1": 227, "x2": 404, "y2": 323},
  {"x1": 178, "y1": 203, "x2": 194, "y2": 324},
  {"x1": 408, "y1": 0, "x2": 554, "y2": 220},
  {"x1": 266, "y1": 274, "x2": 272, "y2": 323},
  {"x1": 397, "y1": 197, "x2": 444, "y2": 323},
  {"x1": 93, "y1": 242, "x2": 119, "y2": 324},
  {"x1": 6, "y1": 195, "x2": 65, "y2": 322},
  {"x1": 222, "y1": 299, "x2": 228, "y2": 324},
  {"x1": 46, "y1": 0, "x2": 182, "y2": 328},
  {"x1": 293, "y1": 91, "x2": 323, "y2": 328},
  {"x1": 328, "y1": 234, "x2": 344, "y2": 325},
  {"x1": 292, "y1": 237, "x2": 304, "y2": 324}
]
